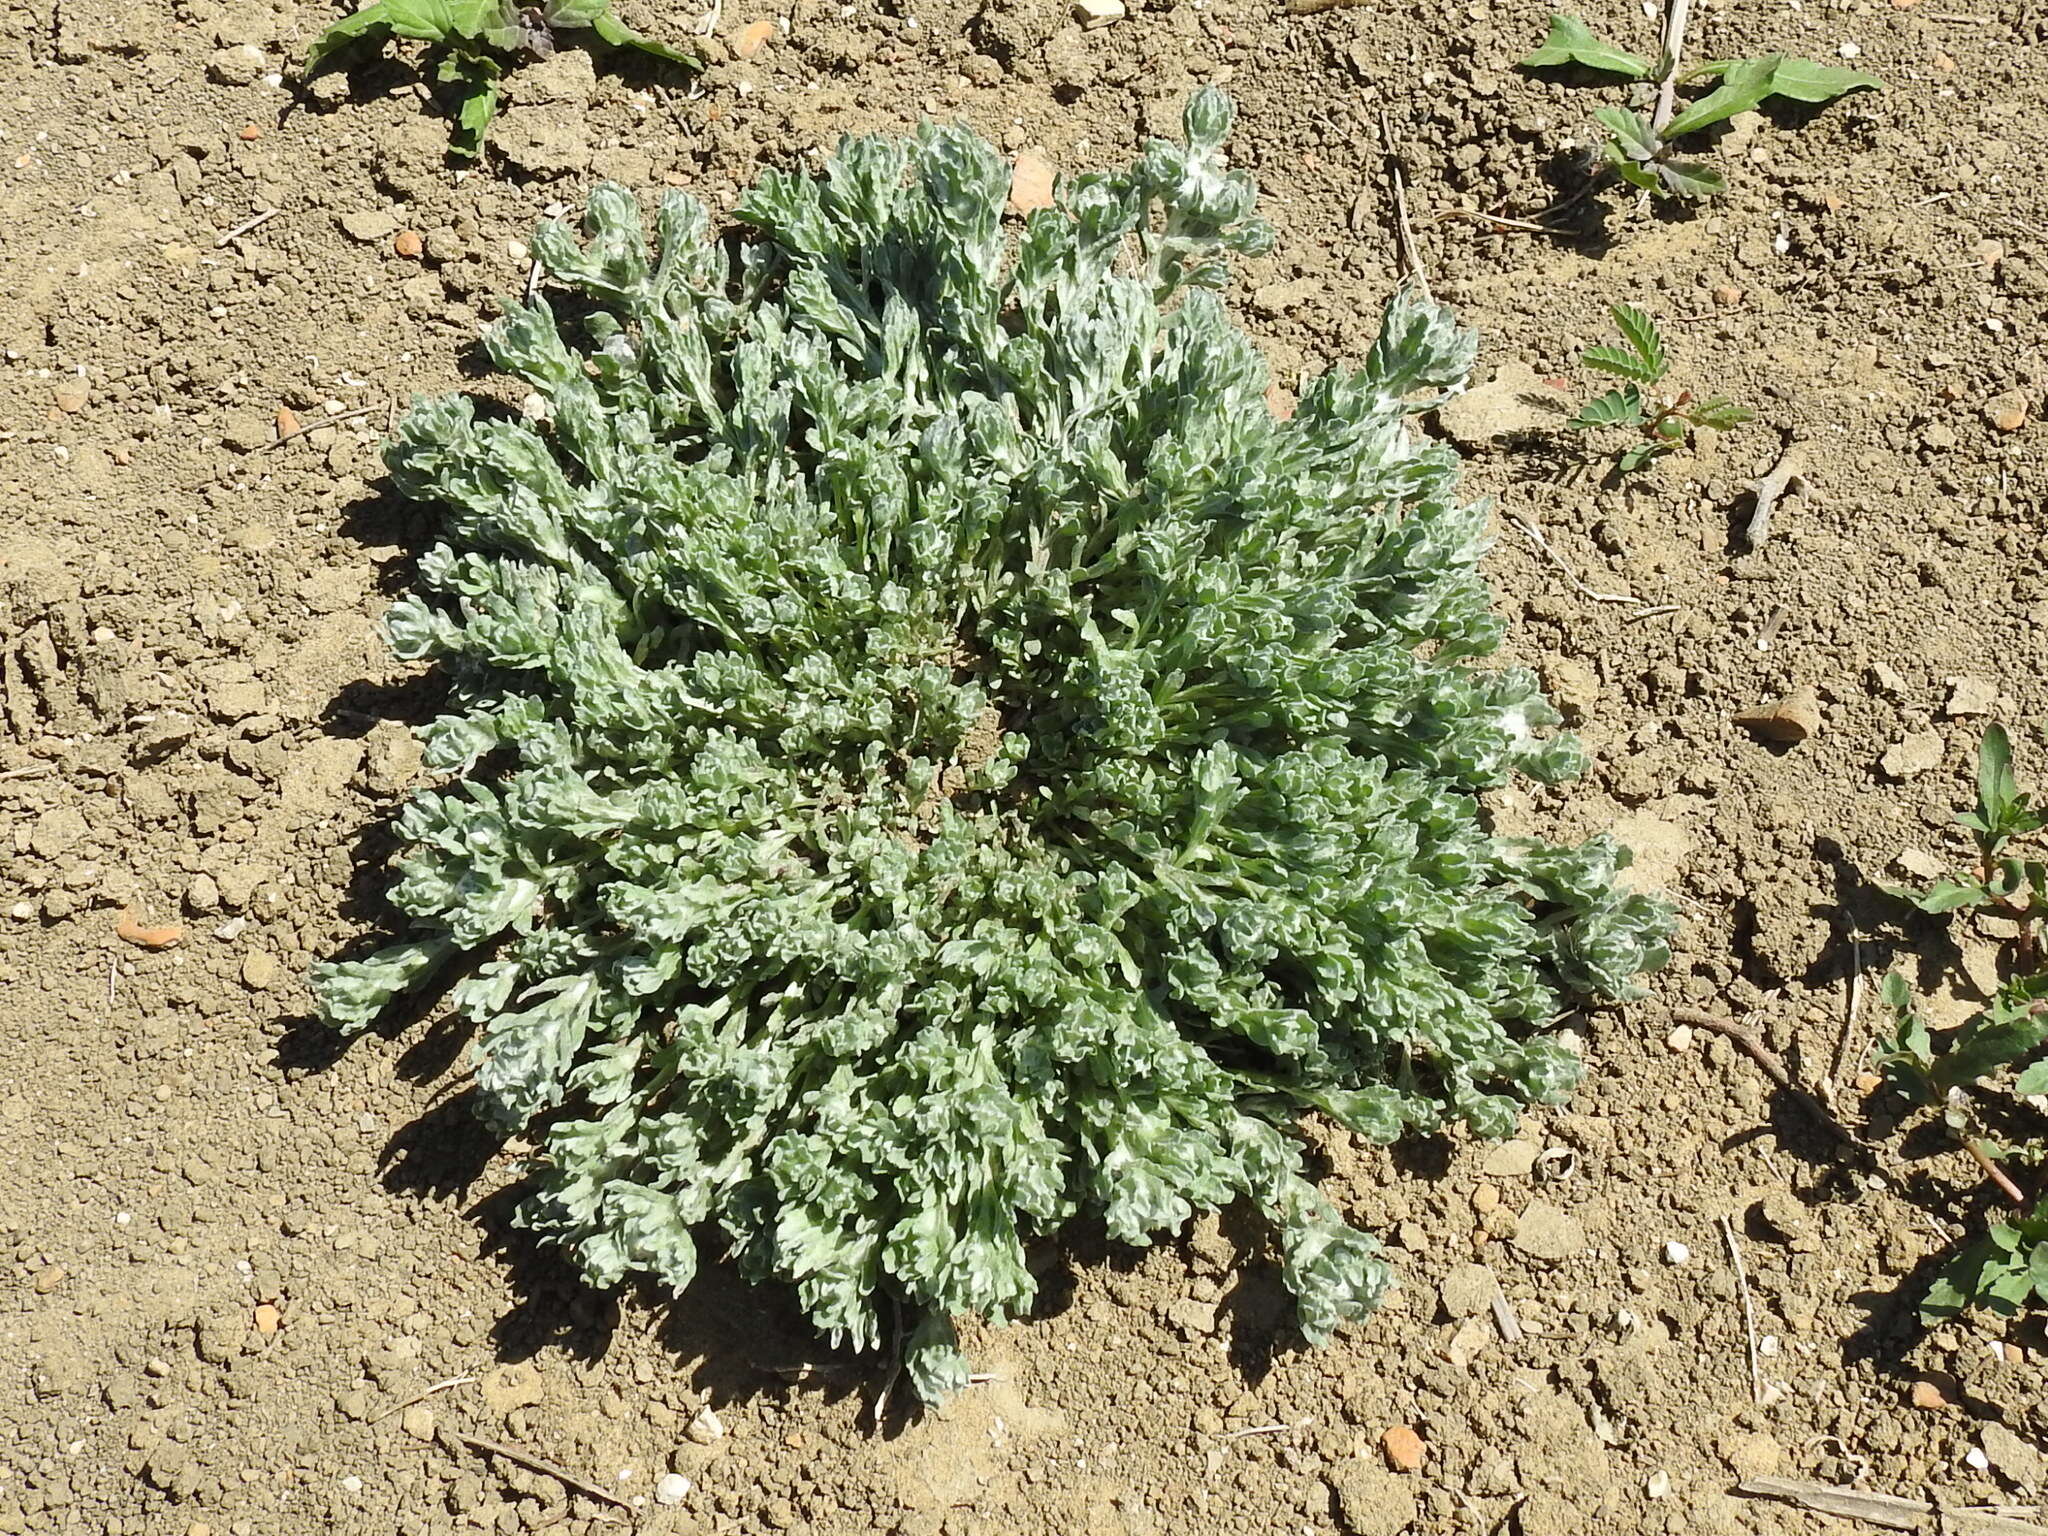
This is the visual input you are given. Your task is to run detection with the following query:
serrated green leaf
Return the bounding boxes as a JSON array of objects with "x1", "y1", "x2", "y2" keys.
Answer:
[{"x1": 1519, "y1": 13, "x2": 1654, "y2": 77}]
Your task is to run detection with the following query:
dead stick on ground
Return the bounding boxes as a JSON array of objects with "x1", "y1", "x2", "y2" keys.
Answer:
[
  {"x1": 1828, "y1": 937, "x2": 1865, "y2": 1100},
  {"x1": 1739, "y1": 1476, "x2": 2048, "y2": 1535},
  {"x1": 1744, "y1": 439, "x2": 1811, "y2": 550},
  {"x1": 1488, "y1": 1282, "x2": 1525, "y2": 1344},
  {"x1": 1671, "y1": 1007, "x2": 1865, "y2": 1152},
  {"x1": 216, "y1": 206, "x2": 281, "y2": 247},
  {"x1": 259, "y1": 403, "x2": 386, "y2": 451},
  {"x1": 1378, "y1": 112, "x2": 1426, "y2": 291},
  {"x1": 1719, "y1": 1215, "x2": 1763, "y2": 1405},
  {"x1": 372, "y1": 1375, "x2": 478, "y2": 1425},
  {"x1": 446, "y1": 1432, "x2": 634, "y2": 1515},
  {"x1": 1511, "y1": 516, "x2": 1641, "y2": 605}
]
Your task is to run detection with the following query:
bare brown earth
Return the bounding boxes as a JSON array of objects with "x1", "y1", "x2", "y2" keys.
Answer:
[{"x1": 1, "y1": 0, "x2": 2046, "y2": 1531}]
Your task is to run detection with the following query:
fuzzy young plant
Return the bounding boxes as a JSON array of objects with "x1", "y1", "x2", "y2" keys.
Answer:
[
  {"x1": 1877, "y1": 725, "x2": 2048, "y2": 1321},
  {"x1": 305, "y1": 0, "x2": 694, "y2": 158},
  {"x1": 314, "y1": 91, "x2": 1670, "y2": 1398},
  {"x1": 1520, "y1": 13, "x2": 1880, "y2": 200},
  {"x1": 1567, "y1": 303, "x2": 1750, "y2": 473}
]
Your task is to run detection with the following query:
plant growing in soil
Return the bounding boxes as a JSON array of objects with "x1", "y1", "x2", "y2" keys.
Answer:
[
  {"x1": 1520, "y1": 13, "x2": 1880, "y2": 200},
  {"x1": 1566, "y1": 303, "x2": 1750, "y2": 472},
  {"x1": 305, "y1": 0, "x2": 695, "y2": 158},
  {"x1": 1877, "y1": 725, "x2": 2048, "y2": 1321},
  {"x1": 312, "y1": 91, "x2": 1670, "y2": 1399}
]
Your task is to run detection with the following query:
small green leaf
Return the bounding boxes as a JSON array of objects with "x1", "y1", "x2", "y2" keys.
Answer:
[
  {"x1": 1908, "y1": 879, "x2": 1995, "y2": 914},
  {"x1": 2014, "y1": 1060, "x2": 2048, "y2": 1096},
  {"x1": 306, "y1": 0, "x2": 398, "y2": 71},
  {"x1": 588, "y1": 7, "x2": 697, "y2": 64},
  {"x1": 1686, "y1": 396, "x2": 1753, "y2": 431},
  {"x1": 1580, "y1": 345, "x2": 1659, "y2": 382},
  {"x1": 1663, "y1": 55, "x2": 1780, "y2": 139},
  {"x1": 1652, "y1": 416, "x2": 1687, "y2": 440},
  {"x1": 1609, "y1": 304, "x2": 1667, "y2": 379},
  {"x1": 435, "y1": 48, "x2": 503, "y2": 157},
  {"x1": 1616, "y1": 441, "x2": 1660, "y2": 473},
  {"x1": 1568, "y1": 384, "x2": 1645, "y2": 429},
  {"x1": 1655, "y1": 159, "x2": 1726, "y2": 199},
  {"x1": 1978, "y1": 723, "x2": 2018, "y2": 822},
  {"x1": 1594, "y1": 105, "x2": 1661, "y2": 163},
  {"x1": 1520, "y1": 13, "x2": 1654, "y2": 77},
  {"x1": 1760, "y1": 57, "x2": 1883, "y2": 104}
]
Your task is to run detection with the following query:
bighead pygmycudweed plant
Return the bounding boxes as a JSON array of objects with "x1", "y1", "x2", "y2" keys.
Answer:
[{"x1": 314, "y1": 91, "x2": 1670, "y2": 1399}]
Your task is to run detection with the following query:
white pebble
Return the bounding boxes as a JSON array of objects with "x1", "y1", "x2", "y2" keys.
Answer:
[
  {"x1": 655, "y1": 1473, "x2": 692, "y2": 1506},
  {"x1": 686, "y1": 1405, "x2": 725, "y2": 1444},
  {"x1": 1646, "y1": 1469, "x2": 1672, "y2": 1499},
  {"x1": 1662, "y1": 1240, "x2": 1691, "y2": 1266},
  {"x1": 1664, "y1": 1024, "x2": 1695, "y2": 1052},
  {"x1": 1838, "y1": 40, "x2": 1861, "y2": 57},
  {"x1": 1966, "y1": 1446, "x2": 1991, "y2": 1471}
]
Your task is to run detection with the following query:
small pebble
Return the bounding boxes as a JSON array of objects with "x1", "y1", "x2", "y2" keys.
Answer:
[
  {"x1": 1665, "y1": 1024, "x2": 1695, "y2": 1052},
  {"x1": 253, "y1": 1304, "x2": 281, "y2": 1337},
  {"x1": 1984, "y1": 393, "x2": 2029, "y2": 434},
  {"x1": 1008, "y1": 151, "x2": 1055, "y2": 215},
  {"x1": 1381, "y1": 1424, "x2": 1426, "y2": 1472},
  {"x1": 400, "y1": 1405, "x2": 435, "y2": 1442},
  {"x1": 734, "y1": 17, "x2": 775, "y2": 56},
  {"x1": 655, "y1": 1472, "x2": 692, "y2": 1506},
  {"x1": 1910, "y1": 1377, "x2": 1953, "y2": 1411},
  {"x1": 32, "y1": 1265, "x2": 66, "y2": 1294},
  {"x1": 393, "y1": 229, "x2": 425, "y2": 260},
  {"x1": 241, "y1": 951, "x2": 278, "y2": 991},
  {"x1": 686, "y1": 1405, "x2": 725, "y2": 1444},
  {"x1": 1662, "y1": 1240, "x2": 1691, "y2": 1266}
]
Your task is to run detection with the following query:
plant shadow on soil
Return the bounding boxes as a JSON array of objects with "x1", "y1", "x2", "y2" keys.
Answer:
[{"x1": 268, "y1": 474, "x2": 1340, "y2": 1433}]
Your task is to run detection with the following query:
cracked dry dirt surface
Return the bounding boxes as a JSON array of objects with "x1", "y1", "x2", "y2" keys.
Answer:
[{"x1": 1, "y1": 0, "x2": 2046, "y2": 1531}]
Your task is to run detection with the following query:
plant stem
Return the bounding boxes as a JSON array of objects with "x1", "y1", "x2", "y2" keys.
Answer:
[
  {"x1": 1652, "y1": 0, "x2": 1695, "y2": 132},
  {"x1": 1964, "y1": 1137, "x2": 2028, "y2": 1207}
]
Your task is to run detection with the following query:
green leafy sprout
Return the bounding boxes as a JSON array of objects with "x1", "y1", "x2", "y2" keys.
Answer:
[
  {"x1": 1520, "y1": 13, "x2": 1881, "y2": 200},
  {"x1": 1566, "y1": 303, "x2": 1750, "y2": 473},
  {"x1": 1876, "y1": 725, "x2": 2048, "y2": 1323},
  {"x1": 305, "y1": 0, "x2": 696, "y2": 158},
  {"x1": 312, "y1": 91, "x2": 1671, "y2": 1399}
]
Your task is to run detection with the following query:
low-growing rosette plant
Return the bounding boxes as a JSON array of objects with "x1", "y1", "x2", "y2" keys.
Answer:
[{"x1": 314, "y1": 91, "x2": 1669, "y2": 1398}]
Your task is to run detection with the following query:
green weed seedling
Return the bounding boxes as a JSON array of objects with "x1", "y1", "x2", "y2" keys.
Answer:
[
  {"x1": 1520, "y1": 13, "x2": 1880, "y2": 200},
  {"x1": 1877, "y1": 725, "x2": 2048, "y2": 1322},
  {"x1": 1566, "y1": 303, "x2": 1750, "y2": 473},
  {"x1": 306, "y1": 0, "x2": 695, "y2": 158}
]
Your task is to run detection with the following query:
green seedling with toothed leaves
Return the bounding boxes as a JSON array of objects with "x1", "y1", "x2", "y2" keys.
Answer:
[
  {"x1": 1519, "y1": 13, "x2": 1880, "y2": 200},
  {"x1": 1875, "y1": 725, "x2": 2048, "y2": 1323},
  {"x1": 305, "y1": 0, "x2": 696, "y2": 158},
  {"x1": 1565, "y1": 303, "x2": 1750, "y2": 473}
]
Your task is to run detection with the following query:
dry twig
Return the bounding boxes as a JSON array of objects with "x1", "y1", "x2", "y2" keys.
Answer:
[
  {"x1": 1510, "y1": 516, "x2": 1641, "y2": 605},
  {"x1": 372, "y1": 1376, "x2": 478, "y2": 1425},
  {"x1": 1739, "y1": 1476, "x2": 2048, "y2": 1535},
  {"x1": 1743, "y1": 440, "x2": 1811, "y2": 549},
  {"x1": 1671, "y1": 1007, "x2": 1864, "y2": 1152},
  {"x1": 216, "y1": 206, "x2": 281, "y2": 247},
  {"x1": 1719, "y1": 1215, "x2": 1764, "y2": 1404},
  {"x1": 1377, "y1": 113, "x2": 1426, "y2": 291},
  {"x1": 259, "y1": 403, "x2": 386, "y2": 451},
  {"x1": 445, "y1": 1432, "x2": 634, "y2": 1516}
]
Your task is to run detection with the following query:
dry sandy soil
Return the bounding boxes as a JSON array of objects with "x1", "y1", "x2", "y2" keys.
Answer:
[{"x1": 2, "y1": 0, "x2": 2046, "y2": 1531}]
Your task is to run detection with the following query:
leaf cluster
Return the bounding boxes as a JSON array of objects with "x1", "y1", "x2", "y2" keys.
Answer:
[
  {"x1": 1566, "y1": 304, "x2": 1750, "y2": 472},
  {"x1": 1521, "y1": 13, "x2": 1881, "y2": 200},
  {"x1": 313, "y1": 91, "x2": 1670, "y2": 1396},
  {"x1": 1875, "y1": 726, "x2": 2048, "y2": 1323},
  {"x1": 305, "y1": 0, "x2": 694, "y2": 157}
]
